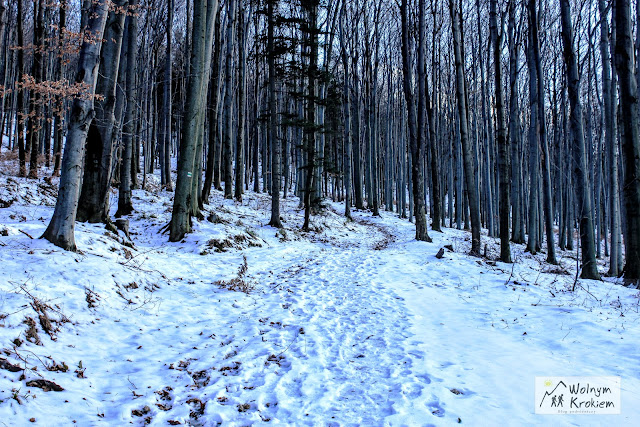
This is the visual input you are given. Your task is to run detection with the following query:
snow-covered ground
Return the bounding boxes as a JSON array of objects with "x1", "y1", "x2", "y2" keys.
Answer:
[{"x1": 1, "y1": 160, "x2": 639, "y2": 426}]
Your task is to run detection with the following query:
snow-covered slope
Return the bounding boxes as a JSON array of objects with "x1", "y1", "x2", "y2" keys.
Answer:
[{"x1": 0, "y1": 169, "x2": 639, "y2": 426}]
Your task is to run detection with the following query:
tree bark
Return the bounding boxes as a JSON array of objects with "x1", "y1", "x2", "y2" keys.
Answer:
[
  {"x1": 222, "y1": 0, "x2": 237, "y2": 199},
  {"x1": 267, "y1": 0, "x2": 282, "y2": 228},
  {"x1": 162, "y1": 0, "x2": 174, "y2": 191},
  {"x1": 16, "y1": 0, "x2": 26, "y2": 176},
  {"x1": 301, "y1": 0, "x2": 319, "y2": 231},
  {"x1": 490, "y1": 0, "x2": 511, "y2": 263},
  {"x1": 202, "y1": 7, "x2": 222, "y2": 204},
  {"x1": 27, "y1": 0, "x2": 46, "y2": 179},
  {"x1": 613, "y1": 0, "x2": 640, "y2": 281},
  {"x1": 116, "y1": 0, "x2": 138, "y2": 217},
  {"x1": 559, "y1": 0, "x2": 601, "y2": 280},
  {"x1": 400, "y1": 0, "x2": 431, "y2": 242},
  {"x1": 169, "y1": 0, "x2": 217, "y2": 241},
  {"x1": 508, "y1": 0, "x2": 524, "y2": 244},
  {"x1": 599, "y1": 0, "x2": 623, "y2": 276},
  {"x1": 449, "y1": 0, "x2": 480, "y2": 254},
  {"x1": 42, "y1": 0, "x2": 109, "y2": 250},
  {"x1": 235, "y1": 5, "x2": 248, "y2": 201},
  {"x1": 77, "y1": 0, "x2": 127, "y2": 223},
  {"x1": 528, "y1": 0, "x2": 557, "y2": 263},
  {"x1": 52, "y1": 0, "x2": 67, "y2": 176},
  {"x1": 339, "y1": 0, "x2": 352, "y2": 220}
]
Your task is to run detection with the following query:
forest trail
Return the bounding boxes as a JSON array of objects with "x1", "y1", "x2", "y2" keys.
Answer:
[{"x1": 252, "y1": 240, "x2": 440, "y2": 424}]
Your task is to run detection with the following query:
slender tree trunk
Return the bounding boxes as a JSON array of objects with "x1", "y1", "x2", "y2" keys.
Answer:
[
  {"x1": 27, "y1": 0, "x2": 46, "y2": 179},
  {"x1": 600, "y1": 0, "x2": 622, "y2": 276},
  {"x1": 268, "y1": 0, "x2": 282, "y2": 228},
  {"x1": 476, "y1": 0, "x2": 494, "y2": 238},
  {"x1": 52, "y1": 0, "x2": 66, "y2": 176},
  {"x1": 613, "y1": 0, "x2": 640, "y2": 281},
  {"x1": 162, "y1": 0, "x2": 174, "y2": 191},
  {"x1": 399, "y1": 0, "x2": 431, "y2": 242},
  {"x1": 235, "y1": 5, "x2": 247, "y2": 201},
  {"x1": 426, "y1": 63, "x2": 441, "y2": 232},
  {"x1": 560, "y1": 0, "x2": 601, "y2": 280},
  {"x1": 169, "y1": 0, "x2": 217, "y2": 240},
  {"x1": 339, "y1": 0, "x2": 352, "y2": 220},
  {"x1": 202, "y1": 6, "x2": 222, "y2": 203},
  {"x1": 42, "y1": 0, "x2": 109, "y2": 250},
  {"x1": 16, "y1": 0, "x2": 26, "y2": 176},
  {"x1": 302, "y1": 0, "x2": 319, "y2": 231},
  {"x1": 370, "y1": 10, "x2": 380, "y2": 216},
  {"x1": 525, "y1": 5, "x2": 540, "y2": 255},
  {"x1": 508, "y1": 0, "x2": 524, "y2": 243},
  {"x1": 352, "y1": 38, "x2": 364, "y2": 210},
  {"x1": 490, "y1": 0, "x2": 511, "y2": 262},
  {"x1": 222, "y1": 0, "x2": 236, "y2": 199},
  {"x1": 0, "y1": 1, "x2": 5, "y2": 86},
  {"x1": 529, "y1": 0, "x2": 557, "y2": 263},
  {"x1": 116, "y1": 0, "x2": 138, "y2": 217},
  {"x1": 191, "y1": 0, "x2": 218, "y2": 215},
  {"x1": 449, "y1": 0, "x2": 480, "y2": 254}
]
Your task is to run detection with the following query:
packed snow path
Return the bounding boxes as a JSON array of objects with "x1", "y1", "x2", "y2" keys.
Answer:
[
  {"x1": 1, "y1": 181, "x2": 640, "y2": 426},
  {"x1": 257, "y1": 245, "x2": 437, "y2": 424}
]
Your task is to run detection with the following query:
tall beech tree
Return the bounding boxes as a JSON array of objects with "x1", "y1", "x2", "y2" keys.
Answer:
[
  {"x1": 559, "y1": 0, "x2": 600, "y2": 280},
  {"x1": 267, "y1": 0, "x2": 282, "y2": 228},
  {"x1": 42, "y1": 0, "x2": 110, "y2": 250},
  {"x1": 76, "y1": 0, "x2": 127, "y2": 224},
  {"x1": 116, "y1": 0, "x2": 138, "y2": 217},
  {"x1": 490, "y1": 0, "x2": 511, "y2": 263},
  {"x1": 400, "y1": 0, "x2": 431, "y2": 242},
  {"x1": 613, "y1": 0, "x2": 640, "y2": 282},
  {"x1": 449, "y1": 0, "x2": 480, "y2": 254},
  {"x1": 169, "y1": 0, "x2": 219, "y2": 241}
]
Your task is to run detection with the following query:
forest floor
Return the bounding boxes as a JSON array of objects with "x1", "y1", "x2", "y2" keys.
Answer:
[{"x1": 0, "y1": 156, "x2": 639, "y2": 426}]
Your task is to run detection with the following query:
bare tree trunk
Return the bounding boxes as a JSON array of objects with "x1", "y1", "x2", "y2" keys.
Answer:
[
  {"x1": 0, "y1": 1, "x2": 5, "y2": 86},
  {"x1": 600, "y1": 0, "x2": 622, "y2": 276},
  {"x1": 16, "y1": 0, "x2": 26, "y2": 176},
  {"x1": 476, "y1": 0, "x2": 494, "y2": 238},
  {"x1": 202, "y1": 7, "x2": 222, "y2": 203},
  {"x1": 525, "y1": 3, "x2": 540, "y2": 255},
  {"x1": 77, "y1": 0, "x2": 127, "y2": 223},
  {"x1": 116, "y1": 0, "x2": 138, "y2": 217},
  {"x1": 560, "y1": 0, "x2": 601, "y2": 280},
  {"x1": 51, "y1": 0, "x2": 67, "y2": 177},
  {"x1": 490, "y1": 0, "x2": 511, "y2": 263},
  {"x1": 528, "y1": 0, "x2": 557, "y2": 263},
  {"x1": 613, "y1": 0, "x2": 640, "y2": 281},
  {"x1": 169, "y1": 0, "x2": 218, "y2": 241},
  {"x1": 351, "y1": 30, "x2": 364, "y2": 210},
  {"x1": 339, "y1": 0, "x2": 352, "y2": 220},
  {"x1": 400, "y1": 0, "x2": 431, "y2": 242},
  {"x1": 268, "y1": 0, "x2": 282, "y2": 228},
  {"x1": 162, "y1": 0, "x2": 174, "y2": 191},
  {"x1": 235, "y1": 4, "x2": 248, "y2": 201},
  {"x1": 222, "y1": 0, "x2": 237, "y2": 199},
  {"x1": 301, "y1": 0, "x2": 319, "y2": 231},
  {"x1": 426, "y1": 53, "x2": 441, "y2": 232},
  {"x1": 508, "y1": 0, "x2": 524, "y2": 244},
  {"x1": 42, "y1": 0, "x2": 109, "y2": 250},
  {"x1": 449, "y1": 0, "x2": 480, "y2": 254},
  {"x1": 27, "y1": 0, "x2": 45, "y2": 179}
]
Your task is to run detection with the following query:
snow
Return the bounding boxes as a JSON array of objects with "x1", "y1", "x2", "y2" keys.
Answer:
[{"x1": 0, "y1": 167, "x2": 639, "y2": 426}]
